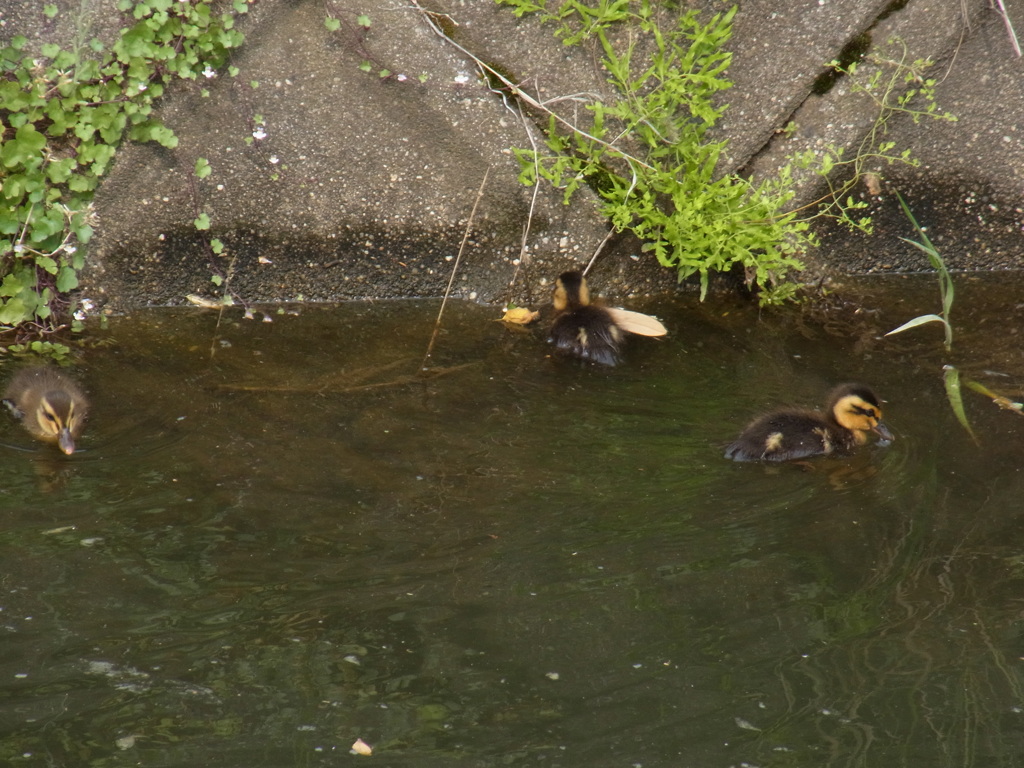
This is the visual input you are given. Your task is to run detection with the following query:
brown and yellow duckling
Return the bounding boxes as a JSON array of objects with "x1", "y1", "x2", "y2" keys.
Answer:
[
  {"x1": 549, "y1": 271, "x2": 625, "y2": 366},
  {"x1": 3, "y1": 366, "x2": 88, "y2": 454},
  {"x1": 724, "y1": 383, "x2": 893, "y2": 462}
]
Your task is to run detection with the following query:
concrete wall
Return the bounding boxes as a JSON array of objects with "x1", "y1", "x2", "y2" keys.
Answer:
[{"x1": 9, "y1": 0, "x2": 1021, "y2": 309}]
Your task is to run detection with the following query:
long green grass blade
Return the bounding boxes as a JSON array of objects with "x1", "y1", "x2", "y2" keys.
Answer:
[
  {"x1": 885, "y1": 314, "x2": 946, "y2": 336},
  {"x1": 943, "y1": 365, "x2": 978, "y2": 443},
  {"x1": 895, "y1": 192, "x2": 953, "y2": 350}
]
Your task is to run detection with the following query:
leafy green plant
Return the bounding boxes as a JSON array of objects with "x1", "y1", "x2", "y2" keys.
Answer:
[
  {"x1": 7, "y1": 339, "x2": 72, "y2": 363},
  {"x1": 495, "y1": 1, "x2": 955, "y2": 303},
  {"x1": 0, "y1": 0, "x2": 249, "y2": 339},
  {"x1": 500, "y1": 1, "x2": 803, "y2": 300}
]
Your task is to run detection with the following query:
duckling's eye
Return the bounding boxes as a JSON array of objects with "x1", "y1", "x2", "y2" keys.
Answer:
[
  {"x1": 852, "y1": 405, "x2": 878, "y2": 419},
  {"x1": 42, "y1": 411, "x2": 57, "y2": 423}
]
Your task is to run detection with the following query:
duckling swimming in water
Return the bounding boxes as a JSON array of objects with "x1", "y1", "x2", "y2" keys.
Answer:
[
  {"x1": 3, "y1": 366, "x2": 88, "y2": 454},
  {"x1": 549, "y1": 271, "x2": 625, "y2": 366},
  {"x1": 724, "y1": 383, "x2": 893, "y2": 462}
]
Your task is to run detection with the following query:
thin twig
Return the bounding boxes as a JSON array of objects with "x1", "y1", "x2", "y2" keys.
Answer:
[
  {"x1": 582, "y1": 228, "x2": 616, "y2": 276},
  {"x1": 410, "y1": 1, "x2": 659, "y2": 289},
  {"x1": 408, "y1": 0, "x2": 653, "y2": 171},
  {"x1": 993, "y1": 0, "x2": 1022, "y2": 56},
  {"x1": 218, "y1": 361, "x2": 479, "y2": 394},
  {"x1": 421, "y1": 168, "x2": 490, "y2": 371},
  {"x1": 507, "y1": 102, "x2": 541, "y2": 297}
]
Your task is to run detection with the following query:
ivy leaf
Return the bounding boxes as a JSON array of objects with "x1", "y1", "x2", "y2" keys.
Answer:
[
  {"x1": 1, "y1": 124, "x2": 47, "y2": 167},
  {"x1": 35, "y1": 256, "x2": 59, "y2": 275},
  {"x1": 149, "y1": 124, "x2": 178, "y2": 148},
  {"x1": 0, "y1": 296, "x2": 29, "y2": 325},
  {"x1": 74, "y1": 222, "x2": 94, "y2": 244},
  {"x1": 56, "y1": 265, "x2": 79, "y2": 292}
]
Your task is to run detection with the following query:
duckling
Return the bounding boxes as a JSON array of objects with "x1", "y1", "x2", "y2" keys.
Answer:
[
  {"x1": 549, "y1": 271, "x2": 624, "y2": 366},
  {"x1": 3, "y1": 366, "x2": 88, "y2": 455},
  {"x1": 724, "y1": 383, "x2": 893, "y2": 462}
]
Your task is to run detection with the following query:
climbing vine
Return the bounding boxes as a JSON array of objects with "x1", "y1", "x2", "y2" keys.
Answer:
[{"x1": 0, "y1": 0, "x2": 249, "y2": 338}]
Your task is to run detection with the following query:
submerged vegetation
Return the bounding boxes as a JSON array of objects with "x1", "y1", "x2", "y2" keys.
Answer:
[
  {"x1": 0, "y1": 0, "x2": 248, "y2": 341},
  {"x1": 495, "y1": 0, "x2": 955, "y2": 303}
]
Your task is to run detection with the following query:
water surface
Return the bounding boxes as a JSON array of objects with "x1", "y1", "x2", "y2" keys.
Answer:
[{"x1": 2, "y1": 276, "x2": 1024, "y2": 767}]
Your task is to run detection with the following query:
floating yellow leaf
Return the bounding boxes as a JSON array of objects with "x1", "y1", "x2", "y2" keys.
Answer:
[
  {"x1": 351, "y1": 738, "x2": 373, "y2": 756},
  {"x1": 500, "y1": 306, "x2": 539, "y2": 325}
]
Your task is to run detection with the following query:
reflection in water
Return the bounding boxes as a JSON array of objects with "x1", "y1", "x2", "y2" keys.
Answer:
[{"x1": 1, "y1": 277, "x2": 1024, "y2": 766}]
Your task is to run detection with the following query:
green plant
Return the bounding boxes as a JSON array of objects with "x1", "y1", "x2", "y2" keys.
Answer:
[
  {"x1": 942, "y1": 364, "x2": 976, "y2": 443},
  {"x1": 883, "y1": 195, "x2": 996, "y2": 442},
  {"x1": 495, "y1": 2, "x2": 956, "y2": 303},
  {"x1": 884, "y1": 192, "x2": 954, "y2": 351},
  {"x1": 0, "y1": 0, "x2": 249, "y2": 339},
  {"x1": 7, "y1": 339, "x2": 72, "y2": 362},
  {"x1": 499, "y1": 1, "x2": 804, "y2": 300},
  {"x1": 792, "y1": 40, "x2": 958, "y2": 233}
]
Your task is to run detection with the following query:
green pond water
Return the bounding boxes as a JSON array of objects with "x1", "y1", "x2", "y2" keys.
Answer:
[{"x1": 2, "y1": 275, "x2": 1024, "y2": 767}]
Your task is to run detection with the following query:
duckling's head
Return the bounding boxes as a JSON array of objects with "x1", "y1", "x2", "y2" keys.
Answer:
[
  {"x1": 34, "y1": 389, "x2": 83, "y2": 455},
  {"x1": 553, "y1": 271, "x2": 590, "y2": 312},
  {"x1": 828, "y1": 384, "x2": 894, "y2": 445}
]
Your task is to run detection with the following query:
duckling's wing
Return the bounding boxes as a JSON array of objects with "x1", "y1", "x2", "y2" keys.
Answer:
[
  {"x1": 605, "y1": 308, "x2": 667, "y2": 337},
  {"x1": 724, "y1": 412, "x2": 831, "y2": 462}
]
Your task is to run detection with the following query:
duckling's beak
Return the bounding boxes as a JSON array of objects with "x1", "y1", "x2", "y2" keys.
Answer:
[
  {"x1": 872, "y1": 421, "x2": 894, "y2": 446},
  {"x1": 57, "y1": 427, "x2": 76, "y2": 455}
]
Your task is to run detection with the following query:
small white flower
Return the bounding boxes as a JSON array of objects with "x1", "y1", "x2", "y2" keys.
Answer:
[
  {"x1": 269, "y1": 155, "x2": 279, "y2": 164},
  {"x1": 396, "y1": 73, "x2": 407, "y2": 82},
  {"x1": 12, "y1": 243, "x2": 24, "y2": 253},
  {"x1": 253, "y1": 127, "x2": 267, "y2": 140},
  {"x1": 137, "y1": 83, "x2": 147, "y2": 92},
  {"x1": 63, "y1": 244, "x2": 77, "y2": 254},
  {"x1": 202, "y1": 65, "x2": 216, "y2": 79},
  {"x1": 454, "y1": 73, "x2": 470, "y2": 84}
]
